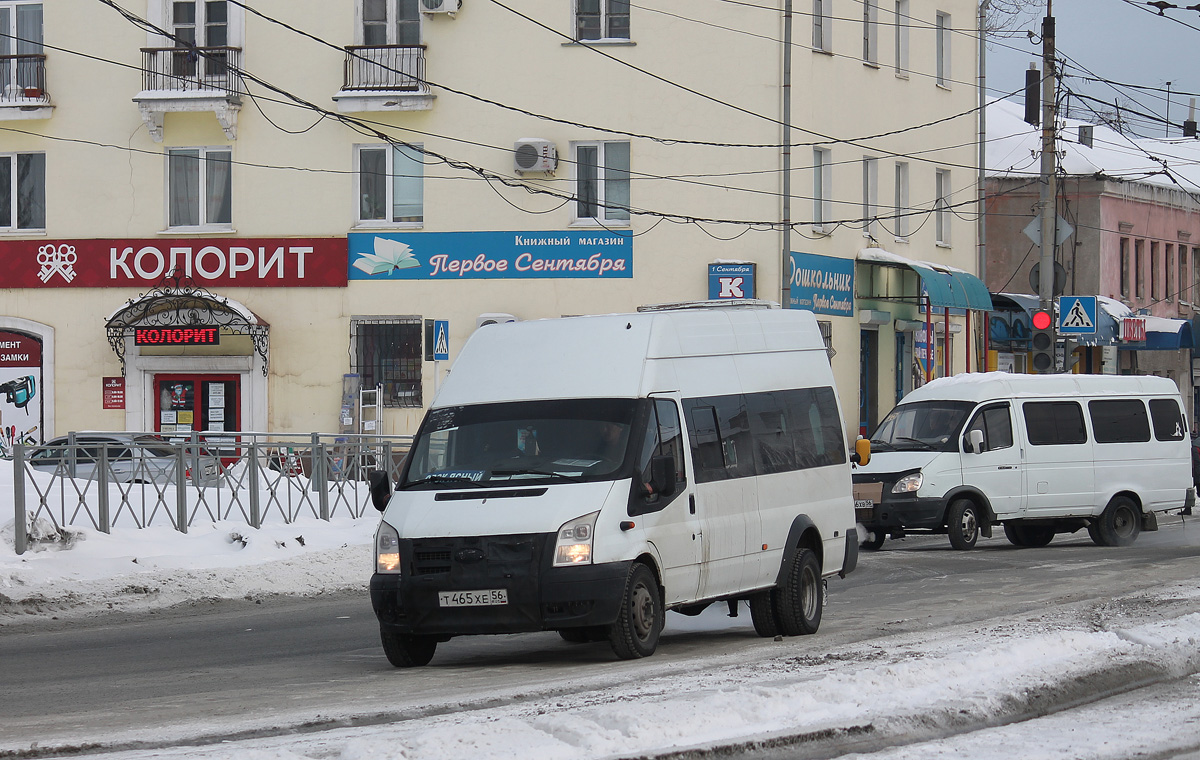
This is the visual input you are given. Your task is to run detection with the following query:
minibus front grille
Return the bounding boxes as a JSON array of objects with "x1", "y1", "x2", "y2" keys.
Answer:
[
  {"x1": 408, "y1": 534, "x2": 546, "y2": 577},
  {"x1": 413, "y1": 548, "x2": 453, "y2": 574}
]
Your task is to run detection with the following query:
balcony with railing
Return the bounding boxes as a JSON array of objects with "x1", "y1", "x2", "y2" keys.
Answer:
[
  {"x1": 0, "y1": 53, "x2": 53, "y2": 119},
  {"x1": 333, "y1": 45, "x2": 433, "y2": 113},
  {"x1": 134, "y1": 46, "x2": 243, "y2": 142}
]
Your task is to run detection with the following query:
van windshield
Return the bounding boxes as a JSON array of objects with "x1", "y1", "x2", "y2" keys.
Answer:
[
  {"x1": 401, "y1": 398, "x2": 640, "y2": 489},
  {"x1": 870, "y1": 400, "x2": 974, "y2": 452}
]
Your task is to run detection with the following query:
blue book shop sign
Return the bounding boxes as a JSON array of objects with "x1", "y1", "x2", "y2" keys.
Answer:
[
  {"x1": 788, "y1": 251, "x2": 855, "y2": 317},
  {"x1": 348, "y1": 231, "x2": 632, "y2": 280}
]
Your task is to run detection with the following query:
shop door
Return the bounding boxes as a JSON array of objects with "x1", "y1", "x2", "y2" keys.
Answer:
[{"x1": 154, "y1": 374, "x2": 240, "y2": 436}]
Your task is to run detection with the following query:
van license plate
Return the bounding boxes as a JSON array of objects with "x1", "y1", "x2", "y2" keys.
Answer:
[{"x1": 438, "y1": 589, "x2": 508, "y2": 607}]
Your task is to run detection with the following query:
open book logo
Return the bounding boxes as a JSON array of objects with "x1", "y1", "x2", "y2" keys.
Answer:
[{"x1": 353, "y1": 237, "x2": 421, "y2": 276}]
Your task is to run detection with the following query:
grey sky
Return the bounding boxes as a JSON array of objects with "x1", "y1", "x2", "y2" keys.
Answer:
[{"x1": 985, "y1": 0, "x2": 1200, "y2": 137}]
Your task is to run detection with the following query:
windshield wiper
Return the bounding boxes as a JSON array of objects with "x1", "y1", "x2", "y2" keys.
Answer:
[
  {"x1": 893, "y1": 436, "x2": 936, "y2": 450},
  {"x1": 400, "y1": 475, "x2": 489, "y2": 489},
  {"x1": 490, "y1": 469, "x2": 585, "y2": 483},
  {"x1": 869, "y1": 439, "x2": 894, "y2": 451}
]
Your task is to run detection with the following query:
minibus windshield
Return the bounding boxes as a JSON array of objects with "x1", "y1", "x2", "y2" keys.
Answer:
[
  {"x1": 870, "y1": 400, "x2": 974, "y2": 452},
  {"x1": 401, "y1": 398, "x2": 640, "y2": 488}
]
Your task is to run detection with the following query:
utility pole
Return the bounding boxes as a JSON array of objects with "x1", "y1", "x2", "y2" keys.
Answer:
[
  {"x1": 1037, "y1": 4, "x2": 1057, "y2": 317},
  {"x1": 781, "y1": 0, "x2": 792, "y2": 308}
]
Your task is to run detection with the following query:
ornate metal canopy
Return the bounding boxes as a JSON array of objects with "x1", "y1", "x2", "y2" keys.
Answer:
[{"x1": 105, "y1": 275, "x2": 270, "y2": 375}]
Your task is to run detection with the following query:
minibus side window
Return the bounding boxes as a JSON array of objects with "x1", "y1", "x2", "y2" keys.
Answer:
[
  {"x1": 683, "y1": 395, "x2": 755, "y2": 482},
  {"x1": 964, "y1": 403, "x2": 1013, "y2": 452},
  {"x1": 808, "y1": 387, "x2": 848, "y2": 466},
  {"x1": 686, "y1": 404, "x2": 726, "y2": 482},
  {"x1": 1149, "y1": 398, "x2": 1187, "y2": 441},
  {"x1": 631, "y1": 399, "x2": 686, "y2": 515},
  {"x1": 1088, "y1": 399, "x2": 1151, "y2": 443},
  {"x1": 1022, "y1": 401, "x2": 1087, "y2": 445},
  {"x1": 748, "y1": 391, "x2": 799, "y2": 475}
]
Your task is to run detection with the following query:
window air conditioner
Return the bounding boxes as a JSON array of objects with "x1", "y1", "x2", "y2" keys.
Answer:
[
  {"x1": 421, "y1": 0, "x2": 459, "y2": 13},
  {"x1": 477, "y1": 313, "x2": 518, "y2": 328},
  {"x1": 513, "y1": 139, "x2": 558, "y2": 174}
]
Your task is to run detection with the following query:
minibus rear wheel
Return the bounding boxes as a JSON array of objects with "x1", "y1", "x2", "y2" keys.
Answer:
[
  {"x1": 380, "y1": 629, "x2": 437, "y2": 667},
  {"x1": 609, "y1": 563, "x2": 663, "y2": 659},
  {"x1": 1093, "y1": 496, "x2": 1141, "y2": 547}
]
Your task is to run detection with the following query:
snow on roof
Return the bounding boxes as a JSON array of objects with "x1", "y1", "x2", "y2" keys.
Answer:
[{"x1": 987, "y1": 98, "x2": 1200, "y2": 192}]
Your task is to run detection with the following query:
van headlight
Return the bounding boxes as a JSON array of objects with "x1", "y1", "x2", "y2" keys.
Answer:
[
  {"x1": 554, "y1": 511, "x2": 599, "y2": 566},
  {"x1": 375, "y1": 522, "x2": 401, "y2": 574},
  {"x1": 892, "y1": 472, "x2": 923, "y2": 494}
]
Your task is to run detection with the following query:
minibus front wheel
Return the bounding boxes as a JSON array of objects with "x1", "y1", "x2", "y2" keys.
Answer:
[
  {"x1": 608, "y1": 563, "x2": 663, "y2": 659},
  {"x1": 380, "y1": 629, "x2": 438, "y2": 667},
  {"x1": 947, "y1": 498, "x2": 981, "y2": 550}
]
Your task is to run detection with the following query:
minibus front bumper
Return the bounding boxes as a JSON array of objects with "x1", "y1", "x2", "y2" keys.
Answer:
[
  {"x1": 370, "y1": 532, "x2": 632, "y2": 636},
  {"x1": 856, "y1": 494, "x2": 947, "y2": 531}
]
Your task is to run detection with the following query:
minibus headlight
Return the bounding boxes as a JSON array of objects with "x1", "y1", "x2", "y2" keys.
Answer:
[
  {"x1": 375, "y1": 522, "x2": 401, "y2": 574},
  {"x1": 554, "y1": 511, "x2": 599, "y2": 566},
  {"x1": 892, "y1": 472, "x2": 923, "y2": 494}
]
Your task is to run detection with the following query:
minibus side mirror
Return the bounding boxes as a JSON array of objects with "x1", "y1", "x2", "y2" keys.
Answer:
[
  {"x1": 850, "y1": 437, "x2": 871, "y2": 466},
  {"x1": 648, "y1": 455, "x2": 677, "y2": 498},
  {"x1": 967, "y1": 429, "x2": 985, "y2": 454},
  {"x1": 368, "y1": 470, "x2": 393, "y2": 512}
]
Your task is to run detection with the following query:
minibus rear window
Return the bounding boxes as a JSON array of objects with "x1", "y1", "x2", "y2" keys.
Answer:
[
  {"x1": 1149, "y1": 398, "x2": 1187, "y2": 441},
  {"x1": 1022, "y1": 401, "x2": 1087, "y2": 445}
]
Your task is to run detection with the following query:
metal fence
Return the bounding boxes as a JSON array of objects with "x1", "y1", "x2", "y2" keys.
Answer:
[{"x1": 6, "y1": 431, "x2": 411, "y2": 555}]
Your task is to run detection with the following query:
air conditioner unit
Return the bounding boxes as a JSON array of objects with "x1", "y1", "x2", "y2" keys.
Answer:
[
  {"x1": 513, "y1": 139, "x2": 558, "y2": 174},
  {"x1": 477, "y1": 313, "x2": 518, "y2": 328},
  {"x1": 420, "y1": 0, "x2": 459, "y2": 13}
]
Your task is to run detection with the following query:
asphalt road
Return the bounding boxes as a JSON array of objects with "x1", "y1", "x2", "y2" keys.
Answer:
[{"x1": 2, "y1": 515, "x2": 1198, "y2": 756}]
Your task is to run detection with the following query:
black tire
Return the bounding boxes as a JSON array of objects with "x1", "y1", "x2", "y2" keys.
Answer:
[
  {"x1": 749, "y1": 590, "x2": 781, "y2": 638},
  {"x1": 608, "y1": 563, "x2": 663, "y2": 660},
  {"x1": 860, "y1": 529, "x2": 886, "y2": 551},
  {"x1": 1094, "y1": 496, "x2": 1141, "y2": 547},
  {"x1": 947, "y1": 498, "x2": 981, "y2": 550},
  {"x1": 773, "y1": 548, "x2": 822, "y2": 636},
  {"x1": 559, "y1": 628, "x2": 589, "y2": 644},
  {"x1": 1003, "y1": 523, "x2": 1054, "y2": 548},
  {"x1": 380, "y1": 629, "x2": 437, "y2": 667},
  {"x1": 1087, "y1": 522, "x2": 1103, "y2": 545}
]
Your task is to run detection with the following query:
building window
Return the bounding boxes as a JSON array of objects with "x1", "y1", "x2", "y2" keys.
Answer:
[
  {"x1": 171, "y1": 0, "x2": 230, "y2": 77},
  {"x1": 358, "y1": 143, "x2": 424, "y2": 225},
  {"x1": 351, "y1": 317, "x2": 422, "y2": 408},
  {"x1": 934, "y1": 168, "x2": 950, "y2": 245},
  {"x1": 167, "y1": 147, "x2": 231, "y2": 229},
  {"x1": 362, "y1": 0, "x2": 419, "y2": 45},
  {"x1": 0, "y1": 152, "x2": 44, "y2": 229},
  {"x1": 813, "y1": 147, "x2": 832, "y2": 231},
  {"x1": 0, "y1": 2, "x2": 42, "y2": 94},
  {"x1": 1167, "y1": 243, "x2": 1176, "y2": 301},
  {"x1": 862, "y1": 0, "x2": 878, "y2": 64},
  {"x1": 1151, "y1": 241, "x2": 1161, "y2": 300},
  {"x1": 1119, "y1": 237, "x2": 1130, "y2": 297},
  {"x1": 862, "y1": 156, "x2": 878, "y2": 239},
  {"x1": 894, "y1": 0, "x2": 909, "y2": 76},
  {"x1": 893, "y1": 160, "x2": 909, "y2": 239},
  {"x1": 1180, "y1": 244, "x2": 1189, "y2": 303},
  {"x1": 812, "y1": 0, "x2": 832, "y2": 52},
  {"x1": 575, "y1": 0, "x2": 629, "y2": 41},
  {"x1": 935, "y1": 11, "x2": 950, "y2": 87},
  {"x1": 1135, "y1": 239, "x2": 1145, "y2": 299},
  {"x1": 575, "y1": 141, "x2": 630, "y2": 224}
]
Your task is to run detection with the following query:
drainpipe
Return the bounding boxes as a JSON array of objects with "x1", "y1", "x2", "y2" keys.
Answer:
[
  {"x1": 978, "y1": 0, "x2": 991, "y2": 372},
  {"x1": 781, "y1": 0, "x2": 792, "y2": 308}
]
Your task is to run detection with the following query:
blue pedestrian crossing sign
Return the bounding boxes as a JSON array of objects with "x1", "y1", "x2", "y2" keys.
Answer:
[
  {"x1": 433, "y1": 320, "x2": 450, "y2": 360},
  {"x1": 1057, "y1": 296, "x2": 1097, "y2": 334}
]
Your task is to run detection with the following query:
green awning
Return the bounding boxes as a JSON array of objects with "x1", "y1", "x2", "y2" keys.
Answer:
[{"x1": 858, "y1": 249, "x2": 993, "y2": 311}]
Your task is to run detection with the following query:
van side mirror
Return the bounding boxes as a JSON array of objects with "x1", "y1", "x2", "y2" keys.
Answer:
[
  {"x1": 850, "y1": 437, "x2": 871, "y2": 466},
  {"x1": 368, "y1": 470, "x2": 393, "y2": 512},
  {"x1": 648, "y1": 455, "x2": 677, "y2": 497},
  {"x1": 967, "y1": 429, "x2": 985, "y2": 454}
]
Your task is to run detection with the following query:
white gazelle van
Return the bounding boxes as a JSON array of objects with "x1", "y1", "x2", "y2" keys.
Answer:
[
  {"x1": 368, "y1": 302, "x2": 869, "y2": 666},
  {"x1": 853, "y1": 372, "x2": 1195, "y2": 551}
]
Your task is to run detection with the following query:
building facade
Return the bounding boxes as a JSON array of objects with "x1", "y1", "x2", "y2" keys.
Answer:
[{"x1": 0, "y1": 1, "x2": 983, "y2": 442}]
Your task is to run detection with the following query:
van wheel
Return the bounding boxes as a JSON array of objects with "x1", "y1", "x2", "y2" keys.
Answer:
[
  {"x1": 608, "y1": 563, "x2": 662, "y2": 659},
  {"x1": 749, "y1": 591, "x2": 781, "y2": 637},
  {"x1": 947, "y1": 499, "x2": 980, "y2": 550},
  {"x1": 380, "y1": 629, "x2": 437, "y2": 667},
  {"x1": 1094, "y1": 496, "x2": 1141, "y2": 547},
  {"x1": 1003, "y1": 523, "x2": 1054, "y2": 547},
  {"x1": 860, "y1": 530, "x2": 886, "y2": 551},
  {"x1": 774, "y1": 549, "x2": 822, "y2": 636},
  {"x1": 559, "y1": 629, "x2": 589, "y2": 644}
]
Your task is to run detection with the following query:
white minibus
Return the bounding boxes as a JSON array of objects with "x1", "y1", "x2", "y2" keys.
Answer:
[
  {"x1": 368, "y1": 302, "x2": 869, "y2": 666},
  {"x1": 853, "y1": 373, "x2": 1194, "y2": 550}
]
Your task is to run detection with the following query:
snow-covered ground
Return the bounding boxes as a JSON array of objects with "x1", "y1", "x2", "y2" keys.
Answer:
[{"x1": 4, "y1": 470, "x2": 1200, "y2": 758}]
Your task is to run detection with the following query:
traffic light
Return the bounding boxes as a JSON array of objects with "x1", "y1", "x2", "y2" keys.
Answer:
[{"x1": 1030, "y1": 308, "x2": 1055, "y2": 373}]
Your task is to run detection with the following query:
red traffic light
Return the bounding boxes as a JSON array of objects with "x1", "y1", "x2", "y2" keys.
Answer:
[{"x1": 1032, "y1": 310, "x2": 1053, "y2": 331}]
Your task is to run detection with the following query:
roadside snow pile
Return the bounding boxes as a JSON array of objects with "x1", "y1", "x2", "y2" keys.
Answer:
[{"x1": 0, "y1": 516, "x2": 374, "y2": 622}]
